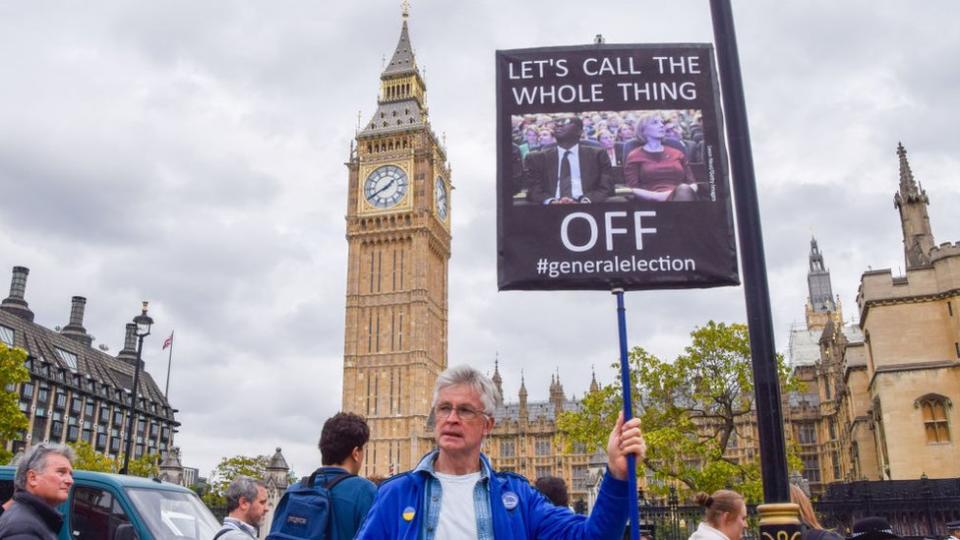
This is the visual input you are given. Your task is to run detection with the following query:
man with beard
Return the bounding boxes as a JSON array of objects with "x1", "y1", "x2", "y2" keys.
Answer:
[{"x1": 215, "y1": 476, "x2": 269, "y2": 539}]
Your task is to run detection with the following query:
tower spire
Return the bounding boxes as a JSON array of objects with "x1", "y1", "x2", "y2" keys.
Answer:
[
  {"x1": 492, "y1": 354, "x2": 504, "y2": 407},
  {"x1": 893, "y1": 143, "x2": 935, "y2": 269},
  {"x1": 896, "y1": 142, "x2": 925, "y2": 201},
  {"x1": 805, "y1": 236, "x2": 837, "y2": 330},
  {"x1": 360, "y1": 9, "x2": 429, "y2": 137},
  {"x1": 382, "y1": 12, "x2": 417, "y2": 78},
  {"x1": 807, "y1": 236, "x2": 834, "y2": 312},
  {"x1": 550, "y1": 368, "x2": 566, "y2": 415},
  {"x1": 518, "y1": 369, "x2": 528, "y2": 423}
]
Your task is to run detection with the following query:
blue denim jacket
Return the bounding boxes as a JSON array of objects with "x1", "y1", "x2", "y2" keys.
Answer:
[
  {"x1": 413, "y1": 450, "x2": 495, "y2": 540},
  {"x1": 356, "y1": 450, "x2": 631, "y2": 540}
]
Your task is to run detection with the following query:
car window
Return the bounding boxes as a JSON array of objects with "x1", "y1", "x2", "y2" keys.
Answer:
[
  {"x1": 70, "y1": 486, "x2": 132, "y2": 540},
  {"x1": 126, "y1": 487, "x2": 220, "y2": 540},
  {"x1": 1, "y1": 478, "x2": 14, "y2": 506}
]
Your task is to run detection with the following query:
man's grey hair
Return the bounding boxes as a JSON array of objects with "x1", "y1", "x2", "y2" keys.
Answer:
[
  {"x1": 225, "y1": 475, "x2": 266, "y2": 513},
  {"x1": 432, "y1": 364, "x2": 501, "y2": 415},
  {"x1": 15, "y1": 442, "x2": 75, "y2": 490}
]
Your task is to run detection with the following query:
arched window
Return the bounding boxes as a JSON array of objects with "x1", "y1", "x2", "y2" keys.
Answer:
[{"x1": 915, "y1": 394, "x2": 951, "y2": 443}]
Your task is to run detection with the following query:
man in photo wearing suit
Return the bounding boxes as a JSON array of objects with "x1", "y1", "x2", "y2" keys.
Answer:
[{"x1": 524, "y1": 115, "x2": 612, "y2": 205}]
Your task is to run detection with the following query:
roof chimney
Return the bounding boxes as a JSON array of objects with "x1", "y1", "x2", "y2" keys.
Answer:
[
  {"x1": 0, "y1": 266, "x2": 35, "y2": 321},
  {"x1": 61, "y1": 296, "x2": 93, "y2": 347},
  {"x1": 117, "y1": 323, "x2": 139, "y2": 365}
]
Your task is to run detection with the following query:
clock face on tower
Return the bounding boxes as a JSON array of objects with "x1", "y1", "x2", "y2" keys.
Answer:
[
  {"x1": 435, "y1": 177, "x2": 448, "y2": 220},
  {"x1": 364, "y1": 165, "x2": 408, "y2": 209}
]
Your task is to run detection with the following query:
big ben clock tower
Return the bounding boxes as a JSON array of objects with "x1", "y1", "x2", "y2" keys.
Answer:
[{"x1": 341, "y1": 5, "x2": 451, "y2": 477}]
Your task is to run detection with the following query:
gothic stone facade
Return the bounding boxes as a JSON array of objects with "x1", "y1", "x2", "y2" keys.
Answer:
[
  {"x1": 483, "y1": 365, "x2": 597, "y2": 505},
  {"x1": 1, "y1": 266, "x2": 179, "y2": 461},
  {"x1": 787, "y1": 145, "x2": 960, "y2": 493}
]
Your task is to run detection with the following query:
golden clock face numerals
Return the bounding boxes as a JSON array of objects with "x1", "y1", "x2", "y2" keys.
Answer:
[
  {"x1": 435, "y1": 177, "x2": 448, "y2": 220},
  {"x1": 364, "y1": 165, "x2": 408, "y2": 209}
]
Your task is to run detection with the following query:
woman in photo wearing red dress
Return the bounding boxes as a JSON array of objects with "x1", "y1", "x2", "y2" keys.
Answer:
[{"x1": 623, "y1": 114, "x2": 698, "y2": 202}]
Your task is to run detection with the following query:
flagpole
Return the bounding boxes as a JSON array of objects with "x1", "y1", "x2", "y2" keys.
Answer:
[{"x1": 164, "y1": 331, "x2": 174, "y2": 399}]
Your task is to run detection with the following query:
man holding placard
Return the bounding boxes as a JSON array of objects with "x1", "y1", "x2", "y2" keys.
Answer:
[{"x1": 356, "y1": 365, "x2": 646, "y2": 539}]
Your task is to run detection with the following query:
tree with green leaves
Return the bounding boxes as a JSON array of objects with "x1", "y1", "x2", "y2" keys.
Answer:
[
  {"x1": 558, "y1": 321, "x2": 799, "y2": 502},
  {"x1": 69, "y1": 441, "x2": 119, "y2": 472},
  {"x1": 203, "y1": 454, "x2": 271, "y2": 508},
  {"x1": 0, "y1": 344, "x2": 30, "y2": 464},
  {"x1": 127, "y1": 451, "x2": 161, "y2": 478},
  {"x1": 69, "y1": 439, "x2": 162, "y2": 479}
]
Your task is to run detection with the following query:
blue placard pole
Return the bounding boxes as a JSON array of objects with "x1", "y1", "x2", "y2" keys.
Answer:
[{"x1": 613, "y1": 288, "x2": 640, "y2": 540}]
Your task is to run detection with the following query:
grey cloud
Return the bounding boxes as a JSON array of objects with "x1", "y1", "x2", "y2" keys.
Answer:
[{"x1": 3, "y1": 0, "x2": 960, "y2": 479}]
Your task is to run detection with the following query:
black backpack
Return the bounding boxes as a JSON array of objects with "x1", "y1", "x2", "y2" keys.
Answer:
[{"x1": 266, "y1": 470, "x2": 356, "y2": 540}]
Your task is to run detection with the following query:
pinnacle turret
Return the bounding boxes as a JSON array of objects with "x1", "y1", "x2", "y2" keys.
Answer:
[
  {"x1": 492, "y1": 356, "x2": 504, "y2": 407},
  {"x1": 550, "y1": 369, "x2": 566, "y2": 415},
  {"x1": 896, "y1": 142, "x2": 928, "y2": 204},
  {"x1": 893, "y1": 143, "x2": 935, "y2": 269},
  {"x1": 518, "y1": 370, "x2": 528, "y2": 423},
  {"x1": 807, "y1": 236, "x2": 835, "y2": 313}
]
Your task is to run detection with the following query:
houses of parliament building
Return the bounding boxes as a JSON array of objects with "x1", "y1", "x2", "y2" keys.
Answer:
[
  {"x1": 338, "y1": 10, "x2": 959, "y2": 503},
  {"x1": 784, "y1": 144, "x2": 960, "y2": 494}
]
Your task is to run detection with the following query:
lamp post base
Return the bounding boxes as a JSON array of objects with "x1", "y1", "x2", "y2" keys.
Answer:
[{"x1": 757, "y1": 502, "x2": 801, "y2": 540}]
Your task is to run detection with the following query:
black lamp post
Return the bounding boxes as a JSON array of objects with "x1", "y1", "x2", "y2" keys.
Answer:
[{"x1": 120, "y1": 301, "x2": 152, "y2": 475}]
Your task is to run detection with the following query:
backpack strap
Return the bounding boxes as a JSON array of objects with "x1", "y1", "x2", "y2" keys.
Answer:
[
  {"x1": 304, "y1": 468, "x2": 356, "y2": 489},
  {"x1": 323, "y1": 472, "x2": 357, "y2": 490},
  {"x1": 214, "y1": 524, "x2": 254, "y2": 540}
]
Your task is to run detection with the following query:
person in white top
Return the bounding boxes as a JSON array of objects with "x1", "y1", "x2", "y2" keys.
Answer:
[
  {"x1": 688, "y1": 489, "x2": 748, "y2": 540},
  {"x1": 356, "y1": 364, "x2": 646, "y2": 539}
]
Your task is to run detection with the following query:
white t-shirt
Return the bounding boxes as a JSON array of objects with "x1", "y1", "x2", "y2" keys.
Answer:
[{"x1": 435, "y1": 471, "x2": 481, "y2": 538}]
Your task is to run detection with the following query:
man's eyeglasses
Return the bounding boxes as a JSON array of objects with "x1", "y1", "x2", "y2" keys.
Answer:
[{"x1": 435, "y1": 403, "x2": 486, "y2": 421}]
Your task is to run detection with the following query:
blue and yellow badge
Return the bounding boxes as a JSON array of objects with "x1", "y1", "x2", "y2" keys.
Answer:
[
  {"x1": 502, "y1": 491, "x2": 519, "y2": 511},
  {"x1": 402, "y1": 506, "x2": 416, "y2": 521}
]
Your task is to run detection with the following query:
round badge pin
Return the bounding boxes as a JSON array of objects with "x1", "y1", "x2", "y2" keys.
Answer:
[
  {"x1": 402, "y1": 506, "x2": 416, "y2": 521},
  {"x1": 502, "y1": 491, "x2": 519, "y2": 511}
]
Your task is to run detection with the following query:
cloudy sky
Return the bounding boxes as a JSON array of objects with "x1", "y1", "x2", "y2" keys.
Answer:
[{"x1": 2, "y1": 1, "x2": 959, "y2": 479}]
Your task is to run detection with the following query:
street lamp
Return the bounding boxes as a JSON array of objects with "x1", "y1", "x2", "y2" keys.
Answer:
[{"x1": 120, "y1": 301, "x2": 153, "y2": 475}]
